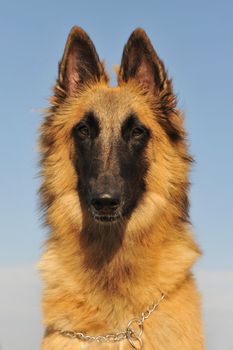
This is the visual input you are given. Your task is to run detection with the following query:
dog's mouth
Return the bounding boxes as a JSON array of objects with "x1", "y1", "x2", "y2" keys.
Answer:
[{"x1": 92, "y1": 212, "x2": 121, "y2": 223}]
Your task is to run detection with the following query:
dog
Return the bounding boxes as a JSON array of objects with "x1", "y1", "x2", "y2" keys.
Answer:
[{"x1": 39, "y1": 26, "x2": 204, "y2": 349}]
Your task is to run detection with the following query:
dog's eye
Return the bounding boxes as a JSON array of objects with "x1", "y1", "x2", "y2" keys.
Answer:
[
  {"x1": 73, "y1": 124, "x2": 90, "y2": 140},
  {"x1": 131, "y1": 126, "x2": 145, "y2": 139}
]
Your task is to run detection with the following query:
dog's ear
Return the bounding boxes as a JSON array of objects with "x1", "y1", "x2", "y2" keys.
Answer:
[
  {"x1": 118, "y1": 29, "x2": 184, "y2": 142},
  {"x1": 118, "y1": 28, "x2": 172, "y2": 96},
  {"x1": 57, "y1": 26, "x2": 108, "y2": 96}
]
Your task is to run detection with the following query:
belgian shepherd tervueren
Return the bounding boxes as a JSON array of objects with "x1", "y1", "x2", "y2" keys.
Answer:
[{"x1": 39, "y1": 27, "x2": 204, "y2": 349}]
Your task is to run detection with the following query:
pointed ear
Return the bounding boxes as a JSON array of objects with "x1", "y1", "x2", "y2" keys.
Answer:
[
  {"x1": 118, "y1": 28, "x2": 172, "y2": 96},
  {"x1": 119, "y1": 29, "x2": 185, "y2": 143},
  {"x1": 57, "y1": 26, "x2": 108, "y2": 97}
]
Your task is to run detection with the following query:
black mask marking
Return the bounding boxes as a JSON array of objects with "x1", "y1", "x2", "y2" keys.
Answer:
[{"x1": 72, "y1": 112, "x2": 150, "y2": 223}]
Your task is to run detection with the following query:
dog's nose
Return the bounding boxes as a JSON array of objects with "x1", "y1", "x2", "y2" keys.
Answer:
[{"x1": 91, "y1": 193, "x2": 120, "y2": 213}]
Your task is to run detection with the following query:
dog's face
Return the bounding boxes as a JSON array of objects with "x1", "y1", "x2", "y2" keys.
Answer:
[
  {"x1": 40, "y1": 27, "x2": 190, "y2": 233},
  {"x1": 72, "y1": 92, "x2": 151, "y2": 223}
]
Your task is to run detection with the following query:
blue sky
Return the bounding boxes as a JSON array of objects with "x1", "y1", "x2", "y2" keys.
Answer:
[{"x1": 0, "y1": 0, "x2": 233, "y2": 349}]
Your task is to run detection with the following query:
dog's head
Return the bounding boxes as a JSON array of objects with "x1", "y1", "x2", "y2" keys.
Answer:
[{"x1": 40, "y1": 27, "x2": 191, "y2": 235}]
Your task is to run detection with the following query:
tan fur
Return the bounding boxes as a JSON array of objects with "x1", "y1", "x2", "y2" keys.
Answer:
[{"x1": 39, "y1": 27, "x2": 204, "y2": 349}]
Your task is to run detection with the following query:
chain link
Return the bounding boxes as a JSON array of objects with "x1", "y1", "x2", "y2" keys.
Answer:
[
  {"x1": 58, "y1": 329, "x2": 128, "y2": 343},
  {"x1": 56, "y1": 293, "x2": 165, "y2": 349}
]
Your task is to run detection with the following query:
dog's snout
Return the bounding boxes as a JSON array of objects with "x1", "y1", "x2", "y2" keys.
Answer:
[{"x1": 91, "y1": 193, "x2": 120, "y2": 213}]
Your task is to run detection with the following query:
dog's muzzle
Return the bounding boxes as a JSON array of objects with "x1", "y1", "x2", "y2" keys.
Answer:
[{"x1": 90, "y1": 193, "x2": 121, "y2": 222}]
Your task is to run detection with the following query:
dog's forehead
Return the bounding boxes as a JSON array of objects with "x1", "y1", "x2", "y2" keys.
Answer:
[{"x1": 86, "y1": 87, "x2": 137, "y2": 126}]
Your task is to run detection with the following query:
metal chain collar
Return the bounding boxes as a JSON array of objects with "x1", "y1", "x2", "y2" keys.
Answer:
[{"x1": 56, "y1": 293, "x2": 165, "y2": 349}]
